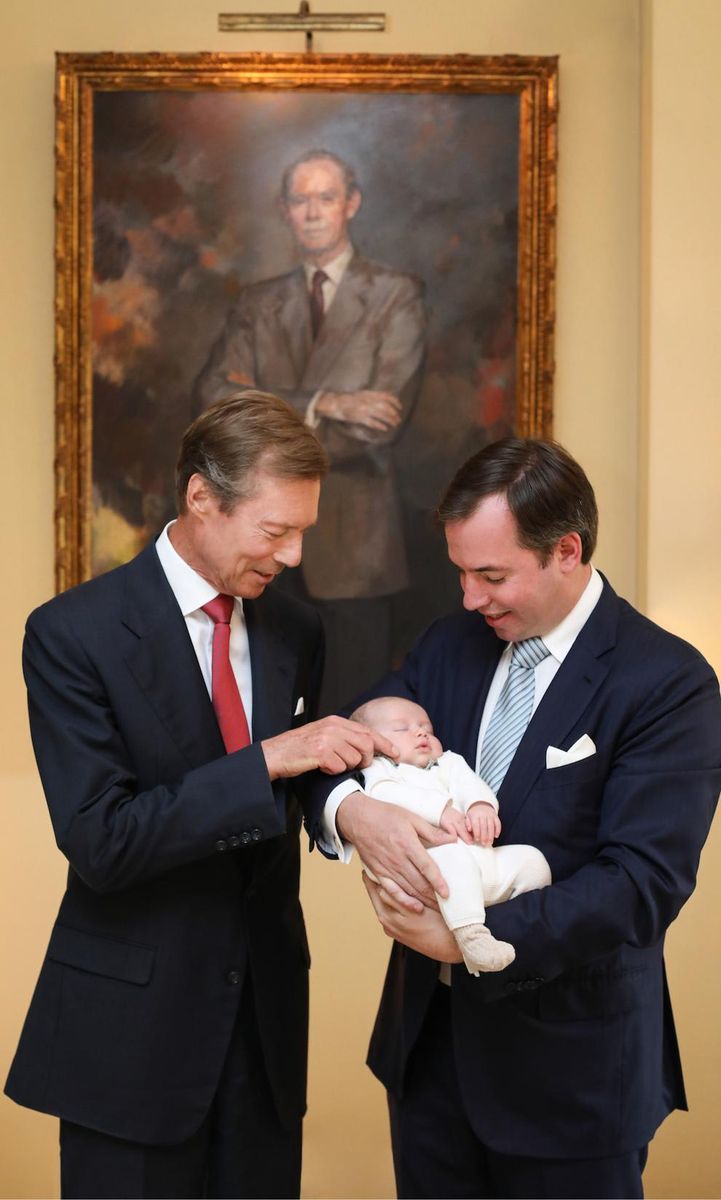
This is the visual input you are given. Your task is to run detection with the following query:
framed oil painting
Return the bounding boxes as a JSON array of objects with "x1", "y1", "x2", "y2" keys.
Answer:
[{"x1": 55, "y1": 51, "x2": 557, "y2": 708}]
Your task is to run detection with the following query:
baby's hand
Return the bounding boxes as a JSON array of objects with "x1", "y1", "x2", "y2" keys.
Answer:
[
  {"x1": 466, "y1": 801, "x2": 502, "y2": 846},
  {"x1": 439, "y1": 803, "x2": 472, "y2": 843}
]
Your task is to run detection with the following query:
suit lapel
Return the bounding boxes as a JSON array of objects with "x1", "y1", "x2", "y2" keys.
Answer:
[
  {"x1": 301, "y1": 257, "x2": 367, "y2": 387},
  {"x1": 442, "y1": 622, "x2": 505, "y2": 766},
  {"x1": 120, "y1": 545, "x2": 224, "y2": 766},
  {"x1": 497, "y1": 579, "x2": 620, "y2": 836},
  {"x1": 275, "y1": 269, "x2": 313, "y2": 380},
  {"x1": 245, "y1": 595, "x2": 297, "y2": 742}
]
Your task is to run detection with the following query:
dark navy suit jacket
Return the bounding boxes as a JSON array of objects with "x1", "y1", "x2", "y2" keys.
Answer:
[
  {"x1": 324, "y1": 578, "x2": 721, "y2": 1158},
  {"x1": 6, "y1": 542, "x2": 324, "y2": 1145}
]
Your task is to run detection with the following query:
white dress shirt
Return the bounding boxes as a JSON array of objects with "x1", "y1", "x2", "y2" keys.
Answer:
[
  {"x1": 155, "y1": 522, "x2": 253, "y2": 732},
  {"x1": 321, "y1": 567, "x2": 604, "y2": 861}
]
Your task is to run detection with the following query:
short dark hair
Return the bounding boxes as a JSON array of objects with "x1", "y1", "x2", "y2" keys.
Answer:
[
  {"x1": 280, "y1": 149, "x2": 360, "y2": 204},
  {"x1": 176, "y1": 390, "x2": 328, "y2": 514},
  {"x1": 437, "y1": 438, "x2": 598, "y2": 564}
]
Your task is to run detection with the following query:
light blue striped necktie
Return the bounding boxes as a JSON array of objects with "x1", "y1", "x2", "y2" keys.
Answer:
[{"x1": 479, "y1": 637, "x2": 551, "y2": 793}]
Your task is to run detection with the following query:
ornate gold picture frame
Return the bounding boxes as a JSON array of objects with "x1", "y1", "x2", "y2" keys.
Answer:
[{"x1": 55, "y1": 51, "x2": 557, "y2": 675}]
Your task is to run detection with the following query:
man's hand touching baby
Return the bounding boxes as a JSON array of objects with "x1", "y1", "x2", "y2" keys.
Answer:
[{"x1": 466, "y1": 801, "x2": 502, "y2": 846}]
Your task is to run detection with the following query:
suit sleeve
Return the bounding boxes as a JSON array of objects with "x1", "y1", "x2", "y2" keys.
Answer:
[
  {"x1": 315, "y1": 274, "x2": 426, "y2": 463},
  {"x1": 23, "y1": 606, "x2": 289, "y2": 895},
  {"x1": 301, "y1": 649, "x2": 420, "y2": 850},
  {"x1": 191, "y1": 288, "x2": 321, "y2": 419},
  {"x1": 481, "y1": 649, "x2": 721, "y2": 998}
]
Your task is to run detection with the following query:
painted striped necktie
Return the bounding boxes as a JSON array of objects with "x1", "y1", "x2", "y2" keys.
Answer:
[{"x1": 479, "y1": 636, "x2": 550, "y2": 793}]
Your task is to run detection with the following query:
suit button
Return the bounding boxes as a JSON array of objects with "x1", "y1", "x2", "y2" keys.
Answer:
[
  {"x1": 215, "y1": 839, "x2": 229, "y2": 853},
  {"x1": 226, "y1": 970, "x2": 242, "y2": 986},
  {"x1": 228, "y1": 835, "x2": 241, "y2": 849},
  {"x1": 240, "y1": 831, "x2": 252, "y2": 846},
  {"x1": 251, "y1": 827, "x2": 263, "y2": 842}
]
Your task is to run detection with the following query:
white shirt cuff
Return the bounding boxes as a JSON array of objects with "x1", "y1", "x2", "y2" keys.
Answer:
[{"x1": 318, "y1": 778, "x2": 360, "y2": 863}]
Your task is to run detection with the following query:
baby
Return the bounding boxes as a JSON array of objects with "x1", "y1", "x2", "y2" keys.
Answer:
[{"x1": 354, "y1": 696, "x2": 551, "y2": 974}]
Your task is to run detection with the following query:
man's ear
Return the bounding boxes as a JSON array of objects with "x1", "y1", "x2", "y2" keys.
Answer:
[
  {"x1": 555, "y1": 531, "x2": 583, "y2": 573},
  {"x1": 346, "y1": 187, "x2": 362, "y2": 221},
  {"x1": 185, "y1": 472, "x2": 214, "y2": 517}
]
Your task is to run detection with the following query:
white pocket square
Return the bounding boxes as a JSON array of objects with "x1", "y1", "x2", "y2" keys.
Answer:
[
  {"x1": 546, "y1": 734, "x2": 596, "y2": 769},
  {"x1": 294, "y1": 696, "x2": 305, "y2": 716}
]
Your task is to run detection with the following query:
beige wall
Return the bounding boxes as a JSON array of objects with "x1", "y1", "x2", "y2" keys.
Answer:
[
  {"x1": 639, "y1": 5, "x2": 721, "y2": 1199},
  {"x1": 1, "y1": 1, "x2": 718, "y2": 1196}
]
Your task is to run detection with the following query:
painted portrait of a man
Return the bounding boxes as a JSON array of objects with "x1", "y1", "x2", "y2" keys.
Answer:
[
  {"x1": 193, "y1": 148, "x2": 426, "y2": 709},
  {"x1": 88, "y1": 79, "x2": 543, "y2": 706}
]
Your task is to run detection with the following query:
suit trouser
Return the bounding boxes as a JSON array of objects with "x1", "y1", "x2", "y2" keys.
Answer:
[
  {"x1": 388, "y1": 983, "x2": 647, "y2": 1200},
  {"x1": 59, "y1": 982, "x2": 302, "y2": 1200}
]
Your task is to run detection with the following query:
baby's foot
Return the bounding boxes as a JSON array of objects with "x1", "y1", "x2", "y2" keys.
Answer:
[{"x1": 454, "y1": 922, "x2": 516, "y2": 974}]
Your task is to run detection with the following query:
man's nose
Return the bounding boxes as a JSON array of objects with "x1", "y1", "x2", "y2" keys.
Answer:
[
  {"x1": 461, "y1": 574, "x2": 489, "y2": 613},
  {"x1": 274, "y1": 533, "x2": 303, "y2": 569},
  {"x1": 306, "y1": 195, "x2": 321, "y2": 219}
]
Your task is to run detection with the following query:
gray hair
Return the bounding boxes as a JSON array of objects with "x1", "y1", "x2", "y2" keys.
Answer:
[
  {"x1": 176, "y1": 390, "x2": 328, "y2": 514},
  {"x1": 280, "y1": 149, "x2": 360, "y2": 204}
]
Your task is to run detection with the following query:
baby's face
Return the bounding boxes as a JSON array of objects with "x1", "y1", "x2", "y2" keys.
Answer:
[{"x1": 369, "y1": 699, "x2": 443, "y2": 768}]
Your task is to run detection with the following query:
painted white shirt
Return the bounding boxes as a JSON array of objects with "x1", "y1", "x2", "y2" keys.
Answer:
[{"x1": 302, "y1": 242, "x2": 354, "y2": 316}]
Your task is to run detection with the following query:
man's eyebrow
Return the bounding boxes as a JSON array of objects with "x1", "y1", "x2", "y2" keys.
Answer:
[{"x1": 450, "y1": 559, "x2": 506, "y2": 574}]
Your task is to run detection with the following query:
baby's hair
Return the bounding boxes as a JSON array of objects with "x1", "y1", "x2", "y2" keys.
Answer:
[
  {"x1": 350, "y1": 696, "x2": 423, "y2": 729},
  {"x1": 350, "y1": 699, "x2": 377, "y2": 725}
]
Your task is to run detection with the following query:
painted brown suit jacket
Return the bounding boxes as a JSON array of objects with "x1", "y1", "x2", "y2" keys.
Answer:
[{"x1": 194, "y1": 254, "x2": 426, "y2": 600}]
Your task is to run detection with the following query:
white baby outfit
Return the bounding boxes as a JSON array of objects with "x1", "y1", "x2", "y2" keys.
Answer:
[{"x1": 362, "y1": 751, "x2": 551, "y2": 972}]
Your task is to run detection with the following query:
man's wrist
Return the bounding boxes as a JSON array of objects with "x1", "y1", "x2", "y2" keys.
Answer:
[
  {"x1": 335, "y1": 787, "x2": 365, "y2": 841},
  {"x1": 320, "y1": 780, "x2": 361, "y2": 862}
]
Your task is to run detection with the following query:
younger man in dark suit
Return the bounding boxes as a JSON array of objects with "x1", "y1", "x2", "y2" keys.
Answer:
[
  {"x1": 319, "y1": 438, "x2": 721, "y2": 1199},
  {"x1": 5, "y1": 391, "x2": 403, "y2": 1199}
]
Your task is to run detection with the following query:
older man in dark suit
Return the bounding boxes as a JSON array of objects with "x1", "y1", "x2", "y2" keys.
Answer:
[
  {"x1": 316, "y1": 438, "x2": 721, "y2": 1200},
  {"x1": 194, "y1": 150, "x2": 426, "y2": 711},
  {"x1": 5, "y1": 392, "x2": 403, "y2": 1200}
]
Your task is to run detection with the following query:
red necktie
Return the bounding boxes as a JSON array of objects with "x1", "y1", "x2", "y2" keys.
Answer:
[
  {"x1": 201, "y1": 594, "x2": 251, "y2": 753},
  {"x1": 309, "y1": 268, "x2": 328, "y2": 339}
]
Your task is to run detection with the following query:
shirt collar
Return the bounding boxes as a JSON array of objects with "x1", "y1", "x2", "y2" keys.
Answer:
[
  {"x1": 541, "y1": 566, "x2": 603, "y2": 663},
  {"x1": 497, "y1": 566, "x2": 603, "y2": 666},
  {"x1": 303, "y1": 243, "x2": 354, "y2": 289},
  {"x1": 155, "y1": 521, "x2": 244, "y2": 619}
]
